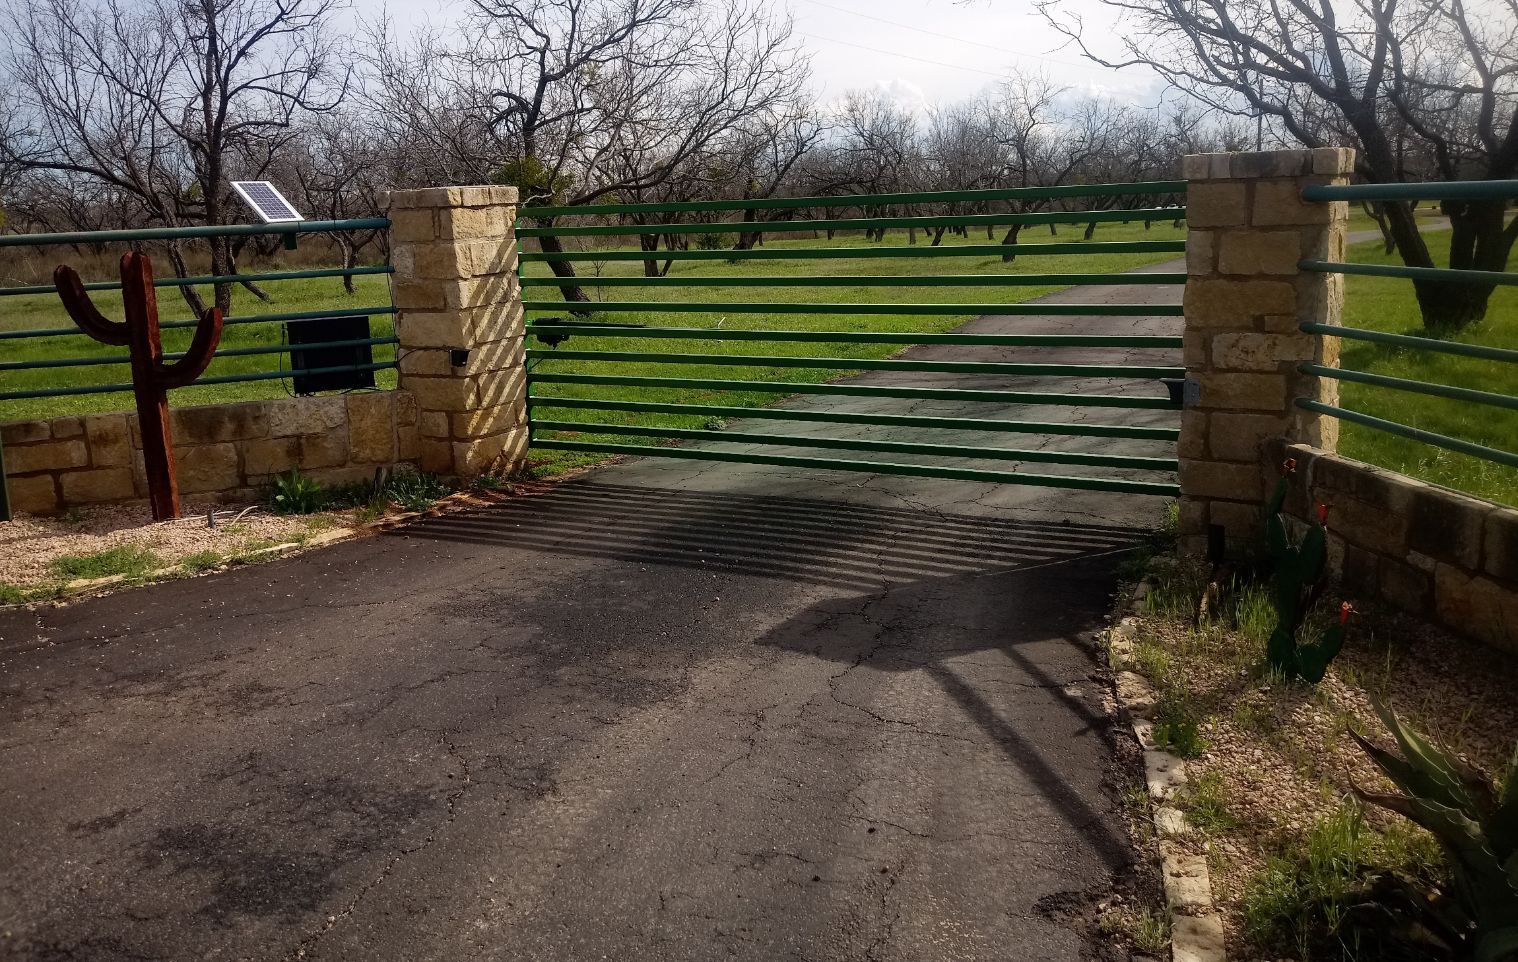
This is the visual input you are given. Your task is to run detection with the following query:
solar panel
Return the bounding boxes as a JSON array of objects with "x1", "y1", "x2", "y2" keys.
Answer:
[{"x1": 231, "y1": 181, "x2": 303, "y2": 223}]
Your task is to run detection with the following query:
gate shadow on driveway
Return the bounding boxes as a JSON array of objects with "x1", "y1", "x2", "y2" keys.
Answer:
[
  {"x1": 414, "y1": 479, "x2": 1148, "y2": 870},
  {"x1": 415, "y1": 480, "x2": 1150, "y2": 594}
]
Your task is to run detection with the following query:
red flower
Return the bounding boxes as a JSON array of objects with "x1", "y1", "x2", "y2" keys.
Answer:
[
  {"x1": 1317, "y1": 502, "x2": 1330, "y2": 526},
  {"x1": 1339, "y1": 602, "x2": 1354, "y2": 625}
]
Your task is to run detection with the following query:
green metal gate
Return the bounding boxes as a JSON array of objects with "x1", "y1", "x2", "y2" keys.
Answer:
[{"x1": 517, "y1": 183, "x2": 1187, "y2": 496}]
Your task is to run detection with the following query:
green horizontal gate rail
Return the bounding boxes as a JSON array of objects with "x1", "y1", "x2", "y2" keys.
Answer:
[
  {"x1": 1296, "y1": 179, "x2": 1518, "y2": 472},
  {"x1": 521, "y1": 181, "x2": 1185, "y2": 493},
  {"x1": 522, "y1": 241, "x2": 1186, "y2": 263},
  {"x1": 0, "y1": 218, "x2": 396, "y2": 404}
]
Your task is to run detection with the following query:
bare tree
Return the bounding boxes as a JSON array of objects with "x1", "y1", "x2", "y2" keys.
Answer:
[
  {"x1": 286, "y1": 112, "x2": 389, "y2": 293},
  {"x1": 984, "y1": 73, "x2": 1123, "y2": 259},
  {"x1": 366, "y1": 0, "x2": 809, "y2": 306},
  {"x1": 1038, "y1": 0, "x2": 1518, "y2": 331},
  {"x1": 2, "y1": 0, "x2": 349, "y2": 314}
]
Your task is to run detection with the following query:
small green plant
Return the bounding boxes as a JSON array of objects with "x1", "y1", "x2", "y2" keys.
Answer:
[
  {"x1": 1345, "y1": 704, "x2": 1518, "y2": 962},
  {"x1": 49, "y1": 545, "x2": 165, "y2": 580},
  {"x1": 384, "y1": 470, "x2": 451, "y2": 511},
  {"x1": 268, "y1": 469, "x2": 328, "y2": 514},
  {"x1": 1263, "y1": 461, "x2": 1349, "y2": 683},
  {"x1": 474, "y1": 474, "x2": 505, "y2": 491},
  {"x1": 0, "y1": 583, "x2": 27, "y2": 604},
  {"x1": 1183, "y1": 770, "x2": 1239, "y2": 835},
  {"x1": 1152, "y1": 688, "x2": 1206, "y2": 758},
  {"x1": 1099, "y1": 906, "x2": 1171, "y2": 956},
  {"x1": 694, "y1": 231, "x2": 730, "y2": 250},
  {"x1": 180, "y1": 550, "x2": 225, "y2": 573},
  {"x1": 1242, "y1": 804, "x2": 1374, "y2": 960}
]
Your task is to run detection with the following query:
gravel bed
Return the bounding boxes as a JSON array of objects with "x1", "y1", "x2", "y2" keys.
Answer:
[
  {"x1": 1130, "y1": 579, "x2": 1518, "y2": 961},
  {"x1": 0, "y1": 501, "x2": 352, "y2": 589}
]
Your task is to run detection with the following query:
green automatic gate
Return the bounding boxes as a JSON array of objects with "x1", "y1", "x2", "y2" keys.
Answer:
[{"x1": 517, "y1": 183, "x2": 1187, "y2": 496}]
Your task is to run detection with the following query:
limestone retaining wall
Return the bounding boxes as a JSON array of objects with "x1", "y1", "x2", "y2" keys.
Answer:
[
  {"x1": 2, "y1": 391, "x2": 420, "y2": 514},
  {"x1": 1265, "y1": 441, "x2": 1518, "y2": 654}
]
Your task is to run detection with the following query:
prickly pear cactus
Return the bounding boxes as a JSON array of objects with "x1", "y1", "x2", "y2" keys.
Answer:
[{"x1": 1264, "y1": 460, "x2": 1350, "y2": 683}]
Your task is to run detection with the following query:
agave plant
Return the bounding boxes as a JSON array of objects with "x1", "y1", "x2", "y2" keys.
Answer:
[
  {"x1": 1348, "y1": 704, "x2": 1518, "y2": 962},
  {"x1": 1263, "y1": 460, "x2": 1349, "y2": 683}
]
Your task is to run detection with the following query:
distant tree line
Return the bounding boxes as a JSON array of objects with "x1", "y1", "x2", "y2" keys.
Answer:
[{"x1": 1, "y1": 0, "x2": 1512, "y2": 329}]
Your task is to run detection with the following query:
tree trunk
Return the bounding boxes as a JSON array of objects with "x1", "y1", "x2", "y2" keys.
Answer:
[
  {"x1": 230, "y1": 249, "x2": 271, "y2": 301},
  {"x1": 640, "y1": 234, "x2": 660, "y2": 278},
  {"x1": 930, "y1": 227, "x2": 947, "y2": 247},
  {"x1": 985, "y1": 225, "x2": 994, "y2": 239},
  {"x1": 908, "y1": 226, "x2": 916, "y2": 245},
  {"x1": 1084, "y1": 221, "x2": 1097, "y2": 240},
  {"x1": 340, "y1": 236, "x2": 357, "y2": 295},
  {"x1": 165, "y1": 240, "x2": 208, "y2": 316},
  {"x1": 1047, "y1": 222, "x2": 1057, "y2": 236},
  {"x1": 536, "y1": 231, "x2": 591, "y2": 312},
  {"x1": 1000, "y1": 225, "x2": 1022, "y2": 263},
  {"x1": 1404, "y1": 198, "x2": 1515, "y2": 331},
  {"x1": 1363, "y1": 202, "x2": 1395, "y2": 254}
]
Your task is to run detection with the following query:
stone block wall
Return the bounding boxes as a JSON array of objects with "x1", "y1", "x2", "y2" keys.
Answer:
[
  {"x1": 2, "y1": 392, "x2": 420, "y2": 514},
  {"x1": 1179, "y1": 147, "x2": 1354, "y2": 555},
  {"x1": 1266, "y1": 441, "x2": 1518, "y2": 654}
]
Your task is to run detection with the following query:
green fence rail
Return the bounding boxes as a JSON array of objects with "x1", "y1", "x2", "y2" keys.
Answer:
[
  {"x1": 521, "y1": 180, "x2": 1185, "y2": 217},
  {"x1": 1300, "y1": 180, "x2": 1518, "y2": 202},
  {"x1": 527, "y1": 322, "x2": 1183, "y2": 348},
  {"x1": 518, "y1": 207, "x2": 1183, "y2": 238},
  {"x1": 520, "y1": 241, "x2": 1187, "y2": 263},
  {"x1": 1294, "y1": 180, "x2": 1518, "y2": 473},
  {"x1": 523, "y1": 301, "x2": 1184, "y2": 318},
  {"x1": 1, "y1": 218, "x2": 396, "y2": 404},
  {"x1": 518, "y1": 272, "x2": 1185, "y2": 288},
  {"x1": 520, "y1": 181, "x2": 1186, "y2": 492}
]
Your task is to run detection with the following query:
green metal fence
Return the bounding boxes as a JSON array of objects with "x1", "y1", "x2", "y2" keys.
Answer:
[
  {"x1": 0, "y1": 218, "x2": 396, "y2": 409},
  {"x1": 1296, "y1": 180, "x2": 1518, "y2": 471},
  {"x1": 520, "y1": 182, "x2": 1187, "y2": 495}
]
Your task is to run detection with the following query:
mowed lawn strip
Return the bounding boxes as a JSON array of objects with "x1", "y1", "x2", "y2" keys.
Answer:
[{"x1": 1333, "y1": 236, "x2": 1518, "y2": 506}]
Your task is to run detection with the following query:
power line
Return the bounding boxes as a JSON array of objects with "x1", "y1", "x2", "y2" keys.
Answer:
[
  {"x1": 797, "y1": 31, "x2": 1009, "y2": 79},
  {"x1": 797, "y1": 0, "x2": 1092, "y2": 72}
]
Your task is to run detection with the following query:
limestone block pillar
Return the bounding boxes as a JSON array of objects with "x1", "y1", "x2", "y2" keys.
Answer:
[
  {"x1": 386, "y1": 185, "x2": 528, "y2": 478},
  {"x1": 1178, "y1": 148, "x2": 1354, "y2": 556}
]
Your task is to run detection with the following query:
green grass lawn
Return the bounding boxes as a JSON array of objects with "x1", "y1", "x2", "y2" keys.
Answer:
[
  {"x1": 517, "y1": 220, "x2": 1188, "y2": 474},
  {"x1": 1333, "y1": 237, "x2": 1518, "y2": 506}
]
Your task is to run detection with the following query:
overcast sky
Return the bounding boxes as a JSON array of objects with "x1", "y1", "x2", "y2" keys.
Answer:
[{"x1": 350, "y1": 0, "x2": 1165, "y2": 112}]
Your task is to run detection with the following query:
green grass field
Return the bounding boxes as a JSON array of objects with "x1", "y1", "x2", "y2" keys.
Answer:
[
  {"x1": 1333, "y1": 237, "x2": 1518, "y2": 505},
  {"x1": 0, "y1": 270, "x2": 397, "y2": 421}
]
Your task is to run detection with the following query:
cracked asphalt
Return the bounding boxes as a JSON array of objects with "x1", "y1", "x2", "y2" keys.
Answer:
[{"x1": 0, "y1": 267, "x2": 1181, "y2": 961}]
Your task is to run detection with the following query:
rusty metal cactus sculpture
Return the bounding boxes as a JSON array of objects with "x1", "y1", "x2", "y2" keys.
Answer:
[{"x1": 54, "y1": 253, "x2": 222, "y2": 520}]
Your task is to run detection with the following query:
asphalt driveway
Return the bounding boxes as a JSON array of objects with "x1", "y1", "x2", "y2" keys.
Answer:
[{"x1": 0, "y1": 271, "x2": 1181, "y2": 961}]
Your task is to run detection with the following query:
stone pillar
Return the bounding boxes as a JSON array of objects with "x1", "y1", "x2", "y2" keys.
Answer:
[
  {"x1": 1178, "y1": 148, "x2": 1354, "y2": 556},
  {"x1": 386, "y1": 186, "x2": 528, "y2": 479}
]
